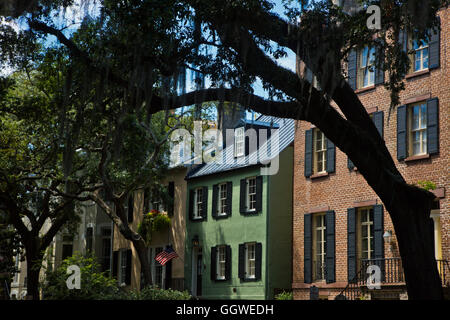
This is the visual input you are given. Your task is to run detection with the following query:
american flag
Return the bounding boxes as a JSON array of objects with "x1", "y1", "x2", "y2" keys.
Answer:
[{"x1": 155, "y1": 246, "x2": 178, "y2": 266}]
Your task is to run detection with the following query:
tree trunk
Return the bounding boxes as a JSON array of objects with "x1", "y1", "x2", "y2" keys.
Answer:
[
  {"x1": 24, "y1": 242, "x2": 42, "y2": 300},
  {"x1": 132, "y1": 239, "x2": 152, "y2": 288},
  {"x1": 386, "y1": 186, "x2": 443, "y2": 299}
]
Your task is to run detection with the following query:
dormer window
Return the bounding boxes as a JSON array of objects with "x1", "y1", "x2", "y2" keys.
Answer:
[{"x1": 234, "y1": 127, "x2": 245, "y2": 157}]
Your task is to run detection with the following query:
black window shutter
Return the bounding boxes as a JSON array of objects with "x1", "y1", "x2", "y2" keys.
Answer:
[
  {"x1": 375, "y1": 40, "x2": 385, "y2": 85},
  {"x1": 127, "y1": 195, "x2": 134, "y2": 223},
  {"x1": 255, "y1": 176, "x2": 263, "y2": 213},
  {"x1": 239, "y1": 179, "x2": 246, "y2": 213},
  {"x1": 255, "y1": 242, "x2": 262, "y2": 280},
  {"x1": 304, "y1": 213, "x2": 312, "y2": 284},
  {"x1": 112, "y1": 250, "x2": 118, "y2": 279},
  {"x1": 188, "y1": 189, "x2": 194, "y2": 221},
  {"x1": 201, "y1": 186, "x2": 208, "y2": 220},
  {"x1": 397, "y1": 105, "x2": 407, "y2": 160},
  {"x1": 373, "y1": 205, "x2": 385, "y2": 280},
  {"x1": 347, "y1": 50, "x2": 357, "y2": 90},
  {"x1": 373, "y1": 205, "x2": 384, "y2": 260},
  {"x1": 225, "y1": 245, "x2": 232, "y2": 280},
  {"x1": 226, "y1": 181, "x2": 233, "y2": 216},
  {"x1": 210, "y1": 246, "x2": 217, "y2": 281},
  {"x1": 347, "y1": 208, "x2": 357, "y2": 282},
  {"x1": 348, "y1": 158, "x2": 355, "y2": 170},
  {"x1": 326, "y1": 137, "x2": 335, "y2": 174},
  {"x1": 325, "y1": 211, "x2": 336, "y2": 284},
  {"x1": 427, "y1": 98, "x2": 439, "y2": 155},
  {"x1": 143, "y1": 188, "x2": 150, "y2": 215},
  {"x1": 238, "y1": 244, "x2": 245, "y2": 280},
  {"x1": 428, "y1": 17, "x2": 440, "y2": 69},
  {"x1": 168, "y1": 182, "x2": 175, "y2": 217},
  {"x1": 212, "y1": 184, "x2": 218, "y2": 219},
  {"x1": 304, "y1": 129, "x2": 313, "y2": 178},
  {"x1": 125, "y1": 249, "x2": 132, "y2": 285},
  {"x1": 165, "y1": 260, "x2": 172, "y2": 289},
  {"x1": 399, "y1": 30, "x2": 408, "y2": 53},
  {"x1": 373, "y1": 111, "x2": 384, "y2": 138}
]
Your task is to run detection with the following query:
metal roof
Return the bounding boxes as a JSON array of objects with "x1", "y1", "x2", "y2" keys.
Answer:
[{"x1": 186, "y1": 115, "x2": 295, "y2": 179}]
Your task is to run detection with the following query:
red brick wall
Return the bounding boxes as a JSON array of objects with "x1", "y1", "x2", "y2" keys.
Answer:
[{"x1": 292, "y1": 8, "x2": 450, "y2": 300}]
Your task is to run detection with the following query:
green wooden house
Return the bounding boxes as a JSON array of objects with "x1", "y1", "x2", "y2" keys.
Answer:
[{"x1": 184, "y1": 115, "x2": 294, "y2": 299}]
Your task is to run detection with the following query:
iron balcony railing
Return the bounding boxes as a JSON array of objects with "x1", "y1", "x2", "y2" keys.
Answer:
[{"x1": 336, "y1": 258, "x2": 449, "y2": 300}]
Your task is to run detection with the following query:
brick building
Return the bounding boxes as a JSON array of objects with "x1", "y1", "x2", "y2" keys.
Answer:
[{"x1": 292, "y1": 7, "x2": 449, "y2": 300}]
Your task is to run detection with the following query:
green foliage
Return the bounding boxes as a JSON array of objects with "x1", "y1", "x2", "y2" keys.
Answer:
[
  {"x1": 42, "y1": 252, "x2": 119, "y2": 300},
  {"x1": 274, "y1": 291, "x2": 293, "y2": 300},
  {"x1": 115, "y1": 286, "x2": 192, "y2": 301},
  {"x1": 417, "y1": 180, "x2": 437, "y2": 191}
]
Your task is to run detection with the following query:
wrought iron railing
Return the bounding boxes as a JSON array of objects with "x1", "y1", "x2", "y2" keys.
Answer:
[
  {"x1": 336, "y1": 258, "x2": 449, "y2": 300},
  {"x1": 437, "y1": 259, "x2": 450, "y2": 287}
]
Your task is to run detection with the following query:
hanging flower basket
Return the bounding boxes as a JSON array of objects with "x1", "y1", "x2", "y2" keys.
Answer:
[{"x1": 138, "y1": 210, "x2": 171, "y2": 245}]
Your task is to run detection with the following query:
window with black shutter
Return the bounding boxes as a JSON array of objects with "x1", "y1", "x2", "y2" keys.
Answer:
[
  {"x1": 304, "y1": 214, "x2": 312, "y2": 284},
  {"x1": 427, "y1": 98, "x2": 439, "y2": 155},
  {"x1": 347, "y1": 208, "x2": 357, "y2": 282},
  {"x1": 212, "y1": 184, "x2": 218, "y2": 219},
  {"x1": 190, "y1": 187, "x2": 207, "y2": 221},
  {"x1": 210, "y1": 246, "x2": 217, "y2": 281},
  {"x1": 325, "y1": 138, "x2": 335, "y2": 174},
  {"x1": 304, "y1": 130, "x2": 313, "y2": 177},
  {"x1": 397, "y1": 105, "x2": 408, "y2": 160},
  {"x1": 428, "y1": 17, "x2": 440, "y2": 69},
  {"x1": 212, "y1": 245, "x2": 228, "y2": 281},
  {"x1": 112, "y1": 250, "x2": 118, "y2": 279},
  {"x1": 167, "y1": 182, "x2": 175, "y2": 217},
  {"x1": 127, "y1": 194, "x2": 134, "y2": 223},
  {"x1": 143, "y1": 188, "x2": 150, "y2": 215},
  {"x1": 225, "y1": 245, "x2": 232, "y2": 280},
  {"x1": 125, "y1": 249, "x2": 132, "y2": 285},
  {"x1": 325, "y1": 211, "x2": 336, "y2": 284},
  {"x1": 398, "y1": 98, "x2": 439, "y2": 160},
  {"x1": 306, "y1": 129, "x2": 335, "y2": 176},
  {"x1": 213, "y1": 182, "x2": 231, "y2": 219},
  {"x1": 347, "y1": 50, "x2": 358, "y2": 90},
  {"x1": 240, "y1": 177, "x2": 262, "y2": 215},
  {"x1": 238, "y1": 244, "x2": 245, "y2": 280},
  {"x1": 226, "y1": 181, "x2": 233, "y2": 216}
]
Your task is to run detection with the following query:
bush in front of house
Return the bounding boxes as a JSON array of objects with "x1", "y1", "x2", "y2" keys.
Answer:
[
  {"x1": 274, "y1": 291, "x2": 293, "y2": 300},
  {"x1": 42, "y1": 253, "x2": 119, "y2": 300}
]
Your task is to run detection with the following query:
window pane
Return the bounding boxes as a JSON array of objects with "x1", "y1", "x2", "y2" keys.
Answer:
[
  {"x1": 420, "y1": 104, "x2": 427, "y2": 129},
  {"x1": 412, "y1": 106, "x2": 420, "y2": 130}
]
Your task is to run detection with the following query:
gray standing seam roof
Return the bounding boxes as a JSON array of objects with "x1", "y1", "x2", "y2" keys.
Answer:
[{"x1": 186, "y1": 115, "x2": 295, "y2": 179}]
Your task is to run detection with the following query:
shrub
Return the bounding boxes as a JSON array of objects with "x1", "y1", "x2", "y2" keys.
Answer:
[
  {"x1": 42, "y1": 253, "x2": 119, "y2": 300},
  {"x1": 111, "y1": 286, "x2": 192, "y2": 300},
  {"x1": 274, "y1": 291, "x2": 293, "y2": 300}
]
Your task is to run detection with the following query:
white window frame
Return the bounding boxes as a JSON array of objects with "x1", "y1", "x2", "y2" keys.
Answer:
[
  {"x1": 358, "y1": 207, "x2": 374, "y2": 261},
  {"x1": 358, "y1": 46, "x2": 375, "y2": 89},
  {"x1": 411, "y1": 38, "x2": 429, "y2": 72},
  {"x1": 119, "y1": 249, "x2": 127, "y2": 286},
  {"x1": 218, "y1": 183, "x2": 227, "y2": 216},
  {"x1": 193, "y1": 188, "x2": 203, "y2": 219},
  {"x1": 245, "y1": 243, "x2": 256, "y2": 279},
  {"x1": 148, "y1": 246, "x2": 166, "y2": 289},
  {"x1": 313, "y1": 129, "x2": 327, "y2": 174},
  {"x1": 408, "y1": 102, "x2": 427, "y2": 156},
  {"x1": 246, "y1": 177, "x2": 257, "y2": 212},
  {"x1": 313, "y1": 213, "x2": 326, "y2": 281},
  {"x1": 216, "y1": 245, "x2": 226, "y2": 280},
  {"x1": 234, "y1": 127, "x2": 245, "y2": 157}
]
